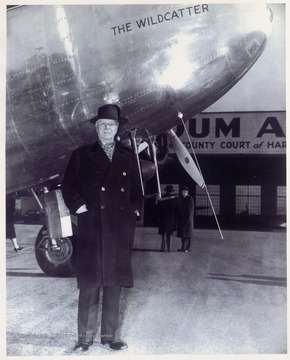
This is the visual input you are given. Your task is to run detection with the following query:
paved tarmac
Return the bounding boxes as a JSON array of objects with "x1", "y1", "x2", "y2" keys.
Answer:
[{"x1": 6, "y1": 224, "x2": 287, "y2": 357}]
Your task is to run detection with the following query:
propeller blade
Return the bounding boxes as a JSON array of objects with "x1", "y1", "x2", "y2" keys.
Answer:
[
  {"x1": 167, "y1": 129, "x2": 205, "y2": 188},
  {"x1": 138, "y1": 141, "x2": 149, "y2": 153}
]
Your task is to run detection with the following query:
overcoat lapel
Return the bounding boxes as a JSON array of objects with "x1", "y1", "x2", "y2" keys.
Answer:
[{"x1": 88, "y1": 142, "x2": 111, "y2": 171}]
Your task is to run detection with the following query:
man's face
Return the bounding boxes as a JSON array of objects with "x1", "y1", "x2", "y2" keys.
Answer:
[
  {"x1": 181, "y1": 190, "x2": 188, "y2": 197},
  {"x1": 96, "y1": 119, "x2": 119, "y2": 143}
]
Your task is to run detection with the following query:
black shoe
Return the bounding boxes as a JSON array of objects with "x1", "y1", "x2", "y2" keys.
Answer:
[
  {"x1": 185, "y1": 249, "x2": 191, "y2": 253},
  {"x1": 14, "y1": 246, "x2": 24, "y2": 253},
  {"x1": 101, "y1": 339, "x2": 128, "y2": 350},
  {"x1": 73, "y1": 341, "x2": 92, "y2": 351},
  {"x1": 177, "y1": 248, "x2": 185, "y2": 252}
]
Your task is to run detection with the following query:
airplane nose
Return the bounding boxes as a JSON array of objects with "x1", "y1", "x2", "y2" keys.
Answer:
[
  {"x1": 155, "y1": 3, "x2": 274, "y2": 126},
  {"x1": 215, "y1": 4, "x2": 272, "y2": 75}
]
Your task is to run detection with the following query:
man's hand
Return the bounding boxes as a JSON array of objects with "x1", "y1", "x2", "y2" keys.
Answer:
[
  {"x1": 155, "y1": 194, "x2": 161, "y2": 204},
  {"x1": 134, "y1": 209, "x2": 141, "y2": 220}
]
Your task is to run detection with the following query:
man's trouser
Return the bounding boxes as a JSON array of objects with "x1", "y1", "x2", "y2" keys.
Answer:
[
  {"x1": 77, "y1": 286, "x2": 121, "y2": 344},
  {"x1": 181, "y1": 237, "x2": 191, "y2": 250}
]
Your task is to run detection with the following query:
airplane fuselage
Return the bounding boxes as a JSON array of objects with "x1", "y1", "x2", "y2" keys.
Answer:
[{"x1": 6, "y1": 4, "x2": 272, "y2": 193}]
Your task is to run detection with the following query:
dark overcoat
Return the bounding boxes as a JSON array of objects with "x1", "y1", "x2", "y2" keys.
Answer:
[
  {"x1": 61, "y1": 141, "x2": 143, "y2": 288},
  {"x1": 177, "y1": 195, "x2": 195, "y2": 238},
  {"x1": 157, "y1": 195, "x2": 178, "y2": 235},
  {"x1": 6, "y1": 193, "x2": 16, "y2": 239}
]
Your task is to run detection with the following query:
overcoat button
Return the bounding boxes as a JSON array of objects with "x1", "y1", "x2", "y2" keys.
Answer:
[
  {"x1": 101, "y1": 187, "x2": 105, "y2": 191},
  {"x1": 123, "y1": 172, "x2": 126, "y2": 176},
  {"x1": 101, "y1": 205, "x2": 105, "y2": 209},
  {"x1": 120, "y1": 188, "x2": 124, "y2": 192}
]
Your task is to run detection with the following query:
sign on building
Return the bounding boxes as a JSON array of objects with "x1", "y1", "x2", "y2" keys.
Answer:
[{"x1": 172, "y1": 111, "x2": 286, "y2": 155}]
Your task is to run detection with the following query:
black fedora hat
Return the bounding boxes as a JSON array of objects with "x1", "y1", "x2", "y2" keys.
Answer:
[
  {"x1": 181, "y1": 186, "x2": 189, "y2": 191},
  {"x1": 89, "y1": 104, "x2": 128, "y2": 125}
]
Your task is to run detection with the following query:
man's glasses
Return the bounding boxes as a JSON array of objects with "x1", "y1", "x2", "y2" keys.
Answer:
[{"x1": 98, "y1": 122, "x2": 118, "y2": 129}]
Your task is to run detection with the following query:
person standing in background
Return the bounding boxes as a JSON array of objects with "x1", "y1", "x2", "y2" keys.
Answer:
[
  {"x1": 6, "y1": 193, "x2": 24, "y2": 252},
  {"x1": 157, "y1": 185, "x2": 178, "y2": 252},
  {"x1": 177, "y1": 186, "x2": 194, "y2": 253}
]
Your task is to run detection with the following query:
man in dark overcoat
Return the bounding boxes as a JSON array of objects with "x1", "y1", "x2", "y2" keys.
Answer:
[
  {"x1": 177, "y1": 186, "x2": 194, "y2": 252},
  {"x1": 61, "y1": 104, "x2": 143, "y2": 351},
  {"x1": 157, "y1": 184, "x2": 178, "y2": 252}
]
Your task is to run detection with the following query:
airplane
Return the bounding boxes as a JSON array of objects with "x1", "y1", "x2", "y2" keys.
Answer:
[{"x1": 6, "y1": 4, "x2": 273, "y2": 276}]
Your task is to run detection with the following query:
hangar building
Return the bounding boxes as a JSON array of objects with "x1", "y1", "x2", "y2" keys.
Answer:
[{"x1": 143, "y1": 111, "x2": 286, "y2": 231}]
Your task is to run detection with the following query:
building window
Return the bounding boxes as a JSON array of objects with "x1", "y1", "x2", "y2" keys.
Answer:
[
  {"x1": 235, "y1": 185, "x2": 261, "y2": 215},
  {"x1": 195, "y1": 185, "x2": 220, "y2": 216},
  {"x1": 277, "y1": 186, "x2": 286, "y2": 215}
]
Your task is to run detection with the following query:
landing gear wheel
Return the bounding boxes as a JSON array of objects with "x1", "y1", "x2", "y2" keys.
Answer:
[{"x1": 35, "y1": 225, "x2": 76, "y2": 277}]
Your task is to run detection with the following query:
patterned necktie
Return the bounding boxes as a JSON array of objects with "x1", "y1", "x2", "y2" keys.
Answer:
[{"x1": 101, "y1": 142, "x2": 115, "y2": 161}]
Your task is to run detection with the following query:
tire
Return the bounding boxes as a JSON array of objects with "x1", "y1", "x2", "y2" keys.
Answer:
[{"x1": 35, "y1": 225, "x2": 76, "y2": 277}]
